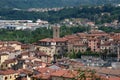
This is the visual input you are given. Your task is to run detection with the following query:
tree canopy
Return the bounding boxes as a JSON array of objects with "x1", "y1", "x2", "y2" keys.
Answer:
[{"x1": 0, "y1": 5, "x2": 120, "y2": 24}]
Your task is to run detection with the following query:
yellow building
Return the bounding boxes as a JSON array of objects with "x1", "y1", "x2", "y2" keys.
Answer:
[
  {"x1": 0, "y1": 41, "x2": 22, "y2": 51},
  {"x1": 0, "y1": 53, "x2": 9, "y2": 64},
  {"x1": 0, "y1": 59, "x2": 18, "y2": 69},
  {"x1": 8, "y1": 41, "x2": 22, "y2": 51},
  {"x1": 37, "y1": 46, "x2": 56, "y2": 60},
  {"x1": 37, "y1": 38, "x2": 68, "y2": 61},
  {"x1": 73, "y1": 43, "x2": 87, "y2": 53},
  {"x1": 0, "y1": 69, "x2": 18, "y2": 80}
]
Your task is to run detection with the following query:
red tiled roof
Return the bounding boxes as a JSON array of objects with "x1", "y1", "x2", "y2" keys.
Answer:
[
  {"x1": 24, "y1": 61, "x2": 47, "y2": 68},
  {"x1": 88, "y1": 32, "x2": 108, "y2": 37},
  {"x1": 36, "y1": 67, "x2": 55, "y2": 73},
  {"x1": 3, "y1": 58, "x2": 17, "y2": 64},
  {"x1": 88, "y1": 38, "x2": 100, "y2": 41},
  {"x1": 8, "y1": 41, "x2": 21, "y2": 45},
  {"x1": 76, "y1": 33, "x2": 88, "y2": 37},
  {"x1": 21, "y1": 44, "x2": 30, "y2": 49},
  {"x1": 51, "y1": 69, "x2": 78, "y2": 78},
  {"x1": 53, "y1": 38, "x2": 68, "y2": 42},
  {"x1": 0, "y1": 46, "x2": 15, "y2": 51},
  {"x1": 21, "y1": 52, "x2": 29, "y2": 55},
  {"x1": 18, "y1": 69, "x2": 32, "y2": 74},
  {"x1": 21, "y1": 77, "x2": 27, "y2": 80},
  {"x1": 34, "y1": 51, "x2": 50, "y2": 57},
  {"x1": 32, "y1": 74, "x2": 51, "y2": 80},
  {"x1": 73, "y1": 43, "x2": 87, "y2": 47},
  {"x1": 100, "y1": 42, "x2": 111, "y2": 46},
  {"x1": 0, "y1": 41, "x2": 5, "y2": 45},
  {"x1": 112, "y1": 33, "x2": 120, "y2": 41},
  {"x1": 108, "y1": 77, "x2": 120, "y2": 80},
  {"x1": 39, "y1": 38, "x2": 68, "y2": 42},
  {"x1": 64, "y1": 35, "x2": 79, "y2": 39},
  {"x1": 0, "y1": 69, "x2": 17, "y2": 75},
  {"x1": 39, "y1": 38, "x2": 53, "y2": 42},
  {"x1": 33, "y1": 67, "x2": 56, "y2": 79},
  {"x1": 0, "y1": 53, "x2": 8, "y2": 56}
]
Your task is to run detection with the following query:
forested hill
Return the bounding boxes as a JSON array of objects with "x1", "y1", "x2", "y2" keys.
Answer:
[{"x1": 0, "y1": 0, "x2": 120, "y2": 9}]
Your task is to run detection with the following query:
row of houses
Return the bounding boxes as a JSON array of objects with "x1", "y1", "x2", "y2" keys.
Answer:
[
  {"x1": 36, "y1": 26, "x2": 120, "y2": 61},
  {"x1": 60, "y1": 18, "x2": 95, "y2": 27},
  {"x1": 28, "y1": 7, "x2": 64, "y2": 12},
  {"x1": 0, "y1": 67, "x2": 110, "y2": 80},
  {"x1": 0, "y1": 41, "x2": 51, "y2": 80},
  {"x1": 0, "y1": 48, "x2": 119, "y2": 80},
  {"x1": 0, "y1": 26, "x2": 119, "y2": 80},
  {"x1": 0, "y1": 40, "x2": 107, "y2": 80}
]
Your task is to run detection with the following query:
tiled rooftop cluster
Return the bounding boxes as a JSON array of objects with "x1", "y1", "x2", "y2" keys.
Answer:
[{"x1": 0, "y1": 25, "x2": 120, "y2": 80}]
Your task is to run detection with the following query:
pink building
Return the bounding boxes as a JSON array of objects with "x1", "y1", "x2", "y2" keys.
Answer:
[{"x1": 88, "y1": 38, "x2": 100, "y2": 52}]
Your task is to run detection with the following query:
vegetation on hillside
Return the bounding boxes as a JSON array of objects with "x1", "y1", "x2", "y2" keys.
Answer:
[
  {"x1": 0, "y1": 5, "x2": 120, "y2": 24},
  {"x1": 0, "y1": 0, "x2": 120, "y2": 9},
  {"x1": 0, "y1": 26, "x2": 87, "y2": 43},
  {"x1": 0, "y1": 25, "x2": 120, "y2": 43},
  {"x1": 0, "y1": 5, "x2": 120, "y2": 43}
]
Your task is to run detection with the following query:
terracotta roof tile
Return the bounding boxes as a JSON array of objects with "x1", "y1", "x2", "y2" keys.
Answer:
[
  {"x1": 0, "y1": 53, "x2": 8, "y2": 56},
  {"x1": 39, "y1": 38, "x2": 68, "y2": 42},
  {"x1": 34, "y1": 51, "x2": 50, "y2": 57},
  {"x1": 32, "y1": 74, "x2": 51, "y2": 80},
  {"x1": 108, "y1": 77, "x2": 120, "y2": 80},
  {"x1": 51, "y1": 69, "x2": 78, "y2": 78},
  {"x1": 33, "y1": 67, "x2": 56, "y2": 79},
  {"x1": 3, "y1": 58, "x2": 17, "y2": 64},
  {"x1": 0, "y1": 69, "x2": 17, "y2": 75},
  {"x1": 8, "y1": 41, "x2": 21, "y2": 45},
  {"x1": 21, "y1": 52, "x2": 29, "y2": 55},
  {"x1": 73, "y1": 43, "x2": 87, "y2": 47},
  {"x1": 18, "y1": 69, "x2": 32, "y2": 75}
]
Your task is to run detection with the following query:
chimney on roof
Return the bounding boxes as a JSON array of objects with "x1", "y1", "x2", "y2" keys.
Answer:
[{"x1": 53, "y1": 24, "x2": 60, "y2": 38}]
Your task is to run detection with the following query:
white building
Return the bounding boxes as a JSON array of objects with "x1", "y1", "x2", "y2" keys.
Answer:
[{"x1": 3, "y1": 25, "x2": 31, "y2": 30}]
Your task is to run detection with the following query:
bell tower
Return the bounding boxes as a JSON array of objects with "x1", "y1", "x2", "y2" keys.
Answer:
[{"x1": 53, "y1": 25, "x2": 60, "y2": 38}]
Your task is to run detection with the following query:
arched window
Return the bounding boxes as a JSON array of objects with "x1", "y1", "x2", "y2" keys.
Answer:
[{"x1": 5, "y1": 77, "x2": 7, "y2": 80}]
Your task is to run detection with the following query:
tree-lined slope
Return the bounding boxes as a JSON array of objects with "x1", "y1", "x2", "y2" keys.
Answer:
[{"x1": 0, "y1": 0, "x2": 120, "y2": 9}]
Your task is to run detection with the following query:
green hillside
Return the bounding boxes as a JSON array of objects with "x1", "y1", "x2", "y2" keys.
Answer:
[{"x1": 0, "y1": 0, "x2": 120, "y2": 9}]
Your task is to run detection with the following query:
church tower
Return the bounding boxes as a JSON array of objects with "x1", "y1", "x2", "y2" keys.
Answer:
[{"x1": 53, "y1": 25, "x2": 60, "y2": 38}]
